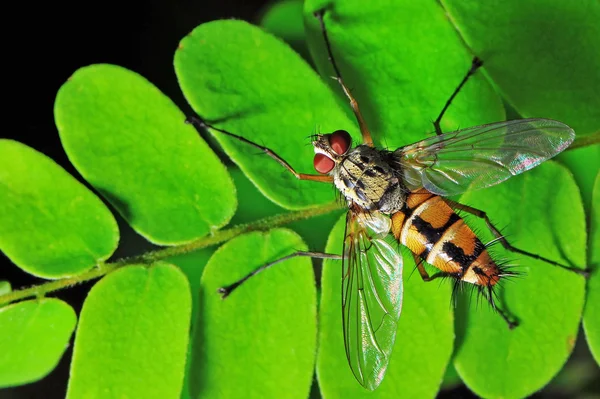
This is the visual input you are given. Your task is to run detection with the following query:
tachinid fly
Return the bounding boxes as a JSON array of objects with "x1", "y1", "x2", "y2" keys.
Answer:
[{"x1": 188, "y1": 9, "x2": 589, "y2": 391}]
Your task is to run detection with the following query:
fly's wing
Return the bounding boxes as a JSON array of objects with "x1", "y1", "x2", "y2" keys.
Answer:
[
  {"x1": 342, "y1": 210, "x2": 403, "y2": 390},
  {"x1": 396, "y1": 118, "x2": 575, "y2": 196}
]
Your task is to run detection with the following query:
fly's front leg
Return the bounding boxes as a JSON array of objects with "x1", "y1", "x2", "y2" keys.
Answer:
[
  {"x1": 412, "y1": 253, "x2": 436, "y2": 282},
  {"x1": 218, "y1": 251, "x2": 342, "y2": 298},
  {"x1": 433, "y1": 57, "x2": 484, "y2": 136},
  {"x1": 446, "y1": 199, "x2": 590, "y2": 278},
  {"x1": 314, "y1": 10, "x2": 374, "y2": 147},
  {"x1": 412, "y1": 254, "x2": 457, "y2": 282},
  {"x1": 186, "y1": 116, "x2": 333, "y2": 183}
]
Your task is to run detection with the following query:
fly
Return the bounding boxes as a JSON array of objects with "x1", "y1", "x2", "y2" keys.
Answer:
[{"x1": 187, "y1": 9, "x2": 589, "y2": 391}]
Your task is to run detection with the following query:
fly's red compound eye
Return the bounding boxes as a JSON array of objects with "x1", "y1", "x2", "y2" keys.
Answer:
[
  {"x1": 330, "y1": 130, "x2": 352, "y2": 155},
  {"x1": 314, "y1": 153, "x2": 335, "y2": 174}
]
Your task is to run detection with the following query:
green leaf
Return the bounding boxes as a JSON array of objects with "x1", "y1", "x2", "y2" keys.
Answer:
[
  {"x1": 187, "y1": 229, "x2": 316, "y2": 398},
  {"x1": 0, "y1": 281, "x2": 11, "y2": 296},
  {"x1": 317, "y1": 215, "x2": 454, "y2": 397},
  {"x1": 0, "y1": 298, "x2": 77, "y2": 387},
  {"x1": 174, "y1": 20, "x2": 354, "y2": 210},
  {"x1": 54, "y1": 64, "x2": 236, "y2": 245},
  {"x1": 260, "y1": 0, "x2": 311, "y2": 61},
  {"x1": 583, "y1": 171, "x2": 600, "y2": 364},
  {"x1": 67, "y1": 263, "x2": 191, "y2": 399},
  {"x1": 0, "y1": 140, "x2": 118, "y2": 278},
  {"x1": 303, "y1": 0, "x2": 505, "y2": 149},
  {"x1": 441, "y1": 0, "x2": 600, "y2": 136},
  {"x1": 454, "y1": 161, "x2": 587, "y2": 399},
  {"x1": 166, "y1": 250, "x2": 214, "y2": 399},
  {"x1": 557, "y1": 145, "x2": 600, "y2": 215}
]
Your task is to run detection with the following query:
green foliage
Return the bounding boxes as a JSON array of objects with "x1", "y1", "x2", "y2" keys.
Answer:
[
  {"x1": 166, "y1": 249, "x2": 215, "y2": 399},
  {"x1": 441, "y1": 0, "x2": 600, "y2": 136},
  {"x1": 317, "y1": 216, "x2": 454, "y2": 398},
  {"x1": 260, "y1": 0, "x2": 311, "y2": 60},
  {"x1": 455, "y1": 162, "x2": 586, "y2": 399},
  {"x1": 303, "y1": 0, "x2": 505, "y2": 149},
  {"x1": 557, "y1": 145, "x2": 600, "y2": 214},
  {"x1": 0, "y1": 140, "x2": 118, "y2": 278},
  {"x1": 229, "y1": 166, "x2": 342, "y2": 251},
  {"x1": 0, "y1": 1, "x2": 598, "y2": 398},
  {"x1": 583, "y1": 172, "x2": 600, "y2": 364},
  {"x1": 67, "y1": 263, "x2": 191, "y2": 398},
  {"x1": 0, "y1": 299, "x2": 76, "y2": 387},
  {"x1": 188, "y1": 229, "x2": 316, "y2": 398},
  {"x1": 55, "y1": 64, "x2": 236, "y2": 245},
  {"x1": 174, "y1": 20, "x2": 354, "y2": 209}
]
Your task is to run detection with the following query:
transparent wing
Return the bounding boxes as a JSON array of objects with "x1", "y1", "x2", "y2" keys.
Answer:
[
  {"x1": 342, "y1": 210, "x2": 403, "y2": 390},
  {"x1": 396, "y1": 118, "x2": 575, "y2": 196}
]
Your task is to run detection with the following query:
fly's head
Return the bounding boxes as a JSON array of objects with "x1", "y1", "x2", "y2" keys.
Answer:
[{"x1": 311, "y1": 129, "x2": 352, "y2": 176}]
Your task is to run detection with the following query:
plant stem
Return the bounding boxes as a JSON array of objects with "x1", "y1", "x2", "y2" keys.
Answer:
[
  {"x1": 569, "y1": 130, "x2": 600, "y2": 150},
  {"x1": 0, "y1": 201, "x2": 343, "y2": 307}
]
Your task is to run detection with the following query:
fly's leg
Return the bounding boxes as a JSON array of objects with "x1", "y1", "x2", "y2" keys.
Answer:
[
  {"x1": 482, "y1": 285, "x2": 518, "y2": 329},
  {"x1": 412, "y1": 254, "x2": 518, "y2": 328},
  {"x1": 412, "y1": 253, "x2": 459, "y2": 283},
  {"x1": 314, "y1": 10, "x2": 374, "y2": 147},
  {"x1": 187, "y1": 116, "x2": 333, "y2": 183},
  {"x1": 446, "y1": 199, "x2": 590, "y2": 278},
  {"x1": 412, "y1": 254, "x2": 434, "y2": 281},
  {"x1": 218, "y1": 251, "x2": 342, "y2": 298},
  {"x1": 433, "y1": 57, "x2": 484, "y2": 136},
  {"x1": 412, "y1": 255, "x2": 453, "y2": 283}
]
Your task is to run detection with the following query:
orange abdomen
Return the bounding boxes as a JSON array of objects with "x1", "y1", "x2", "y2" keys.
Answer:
[{"x1": 391, "y1": 189, "x2": 500, "y2": 286}]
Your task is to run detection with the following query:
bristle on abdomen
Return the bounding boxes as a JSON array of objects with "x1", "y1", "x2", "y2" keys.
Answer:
[{"x1": 391, "y1": 189, "x2": 501, "y2": 287}]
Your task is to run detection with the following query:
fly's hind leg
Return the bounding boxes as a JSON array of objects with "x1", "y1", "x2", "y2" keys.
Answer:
[
  {"x1": 446, "y1": 199, "x2": 590, "y2": 278},
  {"x1": 314, "y1": 10, "x2": 374, "y2": 147},
  {"x1": 218, "y1": 251, "x2": 342, "y2": 298},
  {"x1": 433, "y1": 57, "x2": 484, "y2": 136},
  {"x1": 186, "y1": 115, "x2": 333, "y2": 183}
]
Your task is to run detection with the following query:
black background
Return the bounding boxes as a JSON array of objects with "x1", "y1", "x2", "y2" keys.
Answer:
[{"x1": 1, "y1": 0, "x2": 598, "y2": 398}]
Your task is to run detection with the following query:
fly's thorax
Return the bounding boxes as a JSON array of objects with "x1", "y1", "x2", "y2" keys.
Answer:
[{"x1": 333, "y1": 146, "x2": 406, "y2": 214}]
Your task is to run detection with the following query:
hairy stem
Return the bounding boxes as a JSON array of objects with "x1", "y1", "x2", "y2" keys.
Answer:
[
  {"x1": 569, "y1": 130, "x2": 600, "y2": 150},
  {"x1": 0, "y1": 201, "x2": 343, "y2": 307}
]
